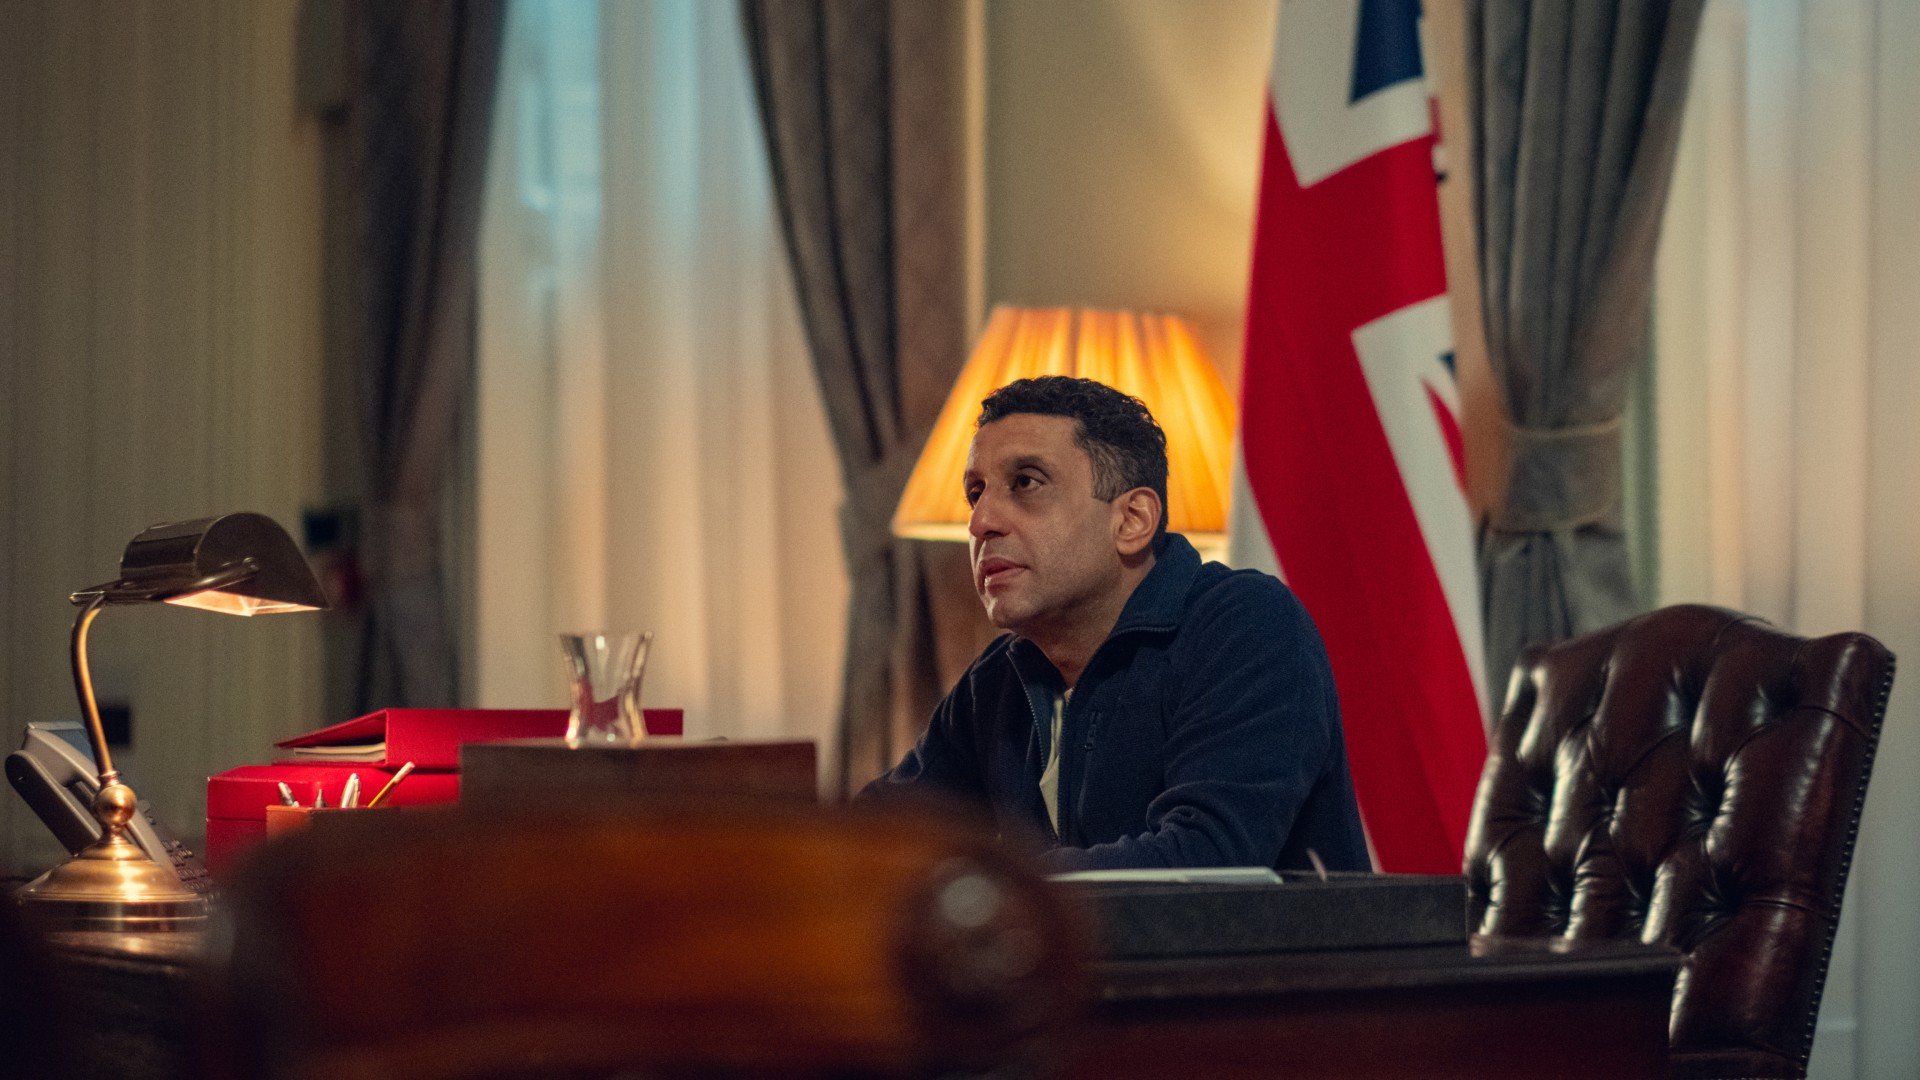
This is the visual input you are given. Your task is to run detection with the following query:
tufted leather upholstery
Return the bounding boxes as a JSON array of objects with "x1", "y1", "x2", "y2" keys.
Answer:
[{"x1": 1465, "y1": 605, "x2": 1893, "y2": 1079}]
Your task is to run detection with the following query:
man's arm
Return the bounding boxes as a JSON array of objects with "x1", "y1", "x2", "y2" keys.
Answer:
[
  {"x1": 856, "y1": 642, "x2": 998, "y2": 802},
  {"x1": 1043, "y1": 576, "x2": 1340, "y2": 870}
]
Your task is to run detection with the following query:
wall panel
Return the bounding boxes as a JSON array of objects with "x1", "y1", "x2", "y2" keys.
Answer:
[{"x1": 0, "y1": 0, "x2": 326, "y2": 874}]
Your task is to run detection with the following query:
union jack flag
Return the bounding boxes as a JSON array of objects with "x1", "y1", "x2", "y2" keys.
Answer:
[{"x1": 1228, "y1": 0, "x2": 1488, "y2": 874}]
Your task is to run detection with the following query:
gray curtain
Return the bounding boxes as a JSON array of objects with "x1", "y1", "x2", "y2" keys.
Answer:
[
  {"x1": 1470, "y1": 0, "x2": 1706, "y2": 693},
  {"x1": 742, "y1": 0, "x2": 989, "y2": 794},
  {"x1": 305, "y1": 0, "x2": 506, "y2": 711}
]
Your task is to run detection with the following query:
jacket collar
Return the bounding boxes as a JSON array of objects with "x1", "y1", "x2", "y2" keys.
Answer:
[
  {"x1": 1108, "y1": 532, "x2": 1201, "y2": 635},
  {"x1": 1009, "y1": 532, "x2": 1202, "y2": 675}
]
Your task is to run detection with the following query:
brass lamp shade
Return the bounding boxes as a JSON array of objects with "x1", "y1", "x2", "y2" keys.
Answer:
[
  {"x1": 893, "y1": 307, "x2": 1238, "y2": 548},
  {"x1": 74, "y1": 511, "x2": 328, "y2": 614},
  {"x1": 17, "y1": 512, "x2": 326, "y2": 934}
]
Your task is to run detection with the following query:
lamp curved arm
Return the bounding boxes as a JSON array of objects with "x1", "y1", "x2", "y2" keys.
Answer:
[
  {"x1": 69, "y1": 592, "x2": 116, "y2": 786},
  {"x1": 67, "y1": 557, "x2": 262, "y2": 788}
]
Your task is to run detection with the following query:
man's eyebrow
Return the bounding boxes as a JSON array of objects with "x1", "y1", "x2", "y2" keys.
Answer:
[{"x1": 964, "y1": 455, "x2": 1051, "y2": 485}]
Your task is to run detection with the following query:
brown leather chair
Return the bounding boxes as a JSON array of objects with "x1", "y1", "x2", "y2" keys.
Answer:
[
  {"x1": 207, "y1": 799, "x2": 1087, "y2": 1080},
  {"x1": 1465, "y1": 605, "x2": 1893, "y2": 1079}
]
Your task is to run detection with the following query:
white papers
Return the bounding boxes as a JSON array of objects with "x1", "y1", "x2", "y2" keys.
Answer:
[
  {"x1": 280, "y1": 740, "x2": 385, "y2": 762},
  {"x1": 1047, "y1": 867, "x2": 1283, "y2": 886}
]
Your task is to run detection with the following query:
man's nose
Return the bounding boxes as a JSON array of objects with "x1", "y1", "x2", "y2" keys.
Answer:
[{"x1": 969, "y1": 490, "x2": 1005, "y2": 540}]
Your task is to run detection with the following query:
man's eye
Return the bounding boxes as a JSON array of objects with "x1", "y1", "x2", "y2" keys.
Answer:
[
  {"x1": 964, "y1": 486, "x2": 983, "y2": 506},
  {"x1": 1012, "y1": 475, "x2": 1038, "y2": 491}
]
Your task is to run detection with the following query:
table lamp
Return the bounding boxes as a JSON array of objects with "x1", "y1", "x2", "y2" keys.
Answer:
[
  {"x1": 893, "y1": 306, "x2": 1238, "y2": 553},
  {"x1": 16, "y1": 512, "x2": 327, "y2": 932}
]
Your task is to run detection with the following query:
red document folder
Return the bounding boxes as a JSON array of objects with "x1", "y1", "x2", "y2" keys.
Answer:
[{"x1": 272, "y1": 707, "x2": 685, "y2": 769}]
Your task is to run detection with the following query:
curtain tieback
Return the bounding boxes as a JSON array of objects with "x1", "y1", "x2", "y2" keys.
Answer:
[{"x1": 1489, "y1": 416, "x2": 1624, "y2": 534}]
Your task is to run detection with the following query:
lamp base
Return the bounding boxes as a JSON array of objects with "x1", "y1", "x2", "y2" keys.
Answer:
[{"x1": 15, "y1": 831, "x2": 207, "y2": 933}]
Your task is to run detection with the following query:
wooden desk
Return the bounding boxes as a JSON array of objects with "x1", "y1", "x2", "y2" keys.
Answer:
[
  {"x1": 45, "y1": 931, "x2": 1676, "y2": 1080},
  {"x1": 42, "y1": 931, "x2": 203, "y2": 1080},
  {"x1": 1075, "y1": 935, "x2": 1678, "y2": 1079}
]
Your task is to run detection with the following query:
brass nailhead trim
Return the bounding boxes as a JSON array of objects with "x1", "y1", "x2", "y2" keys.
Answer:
[{"x1": 1793, "y1": 650, "x2": 1893, "y2": 1069}]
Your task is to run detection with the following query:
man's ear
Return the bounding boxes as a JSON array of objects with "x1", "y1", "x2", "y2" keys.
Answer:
[{"x1": 1113, "y1": 487, "x2": 1161, "y2": 557}]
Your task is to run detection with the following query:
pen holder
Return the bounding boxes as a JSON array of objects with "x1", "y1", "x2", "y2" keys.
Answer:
[{"x1": 264, "y1": 805, "x2": 354, "y2": 838}]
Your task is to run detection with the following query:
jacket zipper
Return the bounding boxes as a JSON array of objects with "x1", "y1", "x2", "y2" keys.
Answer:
[
  {"x1": 1052, "y1": 623, "x2": 1172, "y2": 845},
  {"x1": 1025, "y1": 621, "x2": 1176, "y2": 846}
]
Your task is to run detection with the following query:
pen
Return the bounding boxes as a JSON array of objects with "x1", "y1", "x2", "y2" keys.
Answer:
[
  {"x1": 276, "y1": 782, "x2": 299, "y2": 808},
  {"x1": 342, "y1": 773, "x2": 361, "y2": 809},
  {"x1": 364, "y1": 761, "x2": 416, "y2": 809},
  {"x1": 1306, "y1": 848, "x2": 1329, "y2": 883}
]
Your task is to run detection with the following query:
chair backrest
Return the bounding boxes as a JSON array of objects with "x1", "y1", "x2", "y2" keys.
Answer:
[
  {"x1": 1465, "y1": 605, "x2": 1893, "y2": 1079},
  {"x1": 210, "y1": 798, "x2": 1087, "y2": 1080}
]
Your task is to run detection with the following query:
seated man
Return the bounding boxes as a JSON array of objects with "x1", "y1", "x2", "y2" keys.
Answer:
[{"x1": 865, "y1": 376, "x2": 1369, "y2": 872}]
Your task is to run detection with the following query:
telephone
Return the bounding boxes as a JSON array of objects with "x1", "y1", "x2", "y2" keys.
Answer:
[{"x1": 6, "y1": 722, "x2": 212, "y2": 895}]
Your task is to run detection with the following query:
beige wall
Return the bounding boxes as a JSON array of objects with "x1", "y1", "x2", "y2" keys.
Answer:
[
  {"x1": 984, "y1": 0, "x2": 1278, "y2": 383},
  {"x1": 0, "y1": 0, "x2": 327, "y2": 871}
]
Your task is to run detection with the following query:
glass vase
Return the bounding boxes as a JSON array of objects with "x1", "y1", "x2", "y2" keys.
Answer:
[{"x1": 559, "y1": 631, "x2": 654, "y2": 748}]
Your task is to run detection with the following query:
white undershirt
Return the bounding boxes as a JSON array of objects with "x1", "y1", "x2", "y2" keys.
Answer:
[{"x1": 1040, "y1": 687, "x2": 1071, "y2": 833}]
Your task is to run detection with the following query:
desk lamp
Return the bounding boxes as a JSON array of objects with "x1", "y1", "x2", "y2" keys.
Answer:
[
  {"x1": 16, "y1": 513, "x2": 327, "y2": 932},
  {"x1": 893, "y1": 307, "x2": 1238, "y2": 554}
]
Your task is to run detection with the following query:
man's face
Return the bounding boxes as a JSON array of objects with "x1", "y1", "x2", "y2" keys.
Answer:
[{"x1": 964, "y1": 414, "x2": 1128, "y2": 637}]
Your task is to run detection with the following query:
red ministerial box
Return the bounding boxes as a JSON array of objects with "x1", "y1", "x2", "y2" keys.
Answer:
[
  {"x1": 272, "y1": 707, "x2": 685, "y2": 769},
  {"x1": 204, "y1": 763, "x2": 459, "y2": 876}
]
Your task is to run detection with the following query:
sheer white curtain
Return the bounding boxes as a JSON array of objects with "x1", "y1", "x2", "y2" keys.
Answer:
[
  {"x1": 475, "y1": 0, "x2": 847, "y2": 758},
  {"x1": 1654, "y1": 1, "x2": 1920, "y2": 1075}
]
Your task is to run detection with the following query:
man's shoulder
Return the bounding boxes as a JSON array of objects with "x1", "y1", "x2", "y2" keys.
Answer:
[
  {"x1": 1185, "y1": 561, "x2": 1311, "y2": 626},
  {"x1": 1173, "y1": 562, "x2": 1326, "y2": 665},
  {"x1": 1169, "y1": 563, "x2": 1337, "y2": 720}
]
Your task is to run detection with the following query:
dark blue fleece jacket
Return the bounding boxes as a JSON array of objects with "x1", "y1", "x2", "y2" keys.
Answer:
[{"x1": 865, "y1": 534, "x2": 1370, "y2": 872}]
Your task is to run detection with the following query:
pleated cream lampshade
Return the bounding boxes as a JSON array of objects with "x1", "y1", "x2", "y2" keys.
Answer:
[{"x1": 892, "y1": 306, "x2": 1238, "y2": 550}]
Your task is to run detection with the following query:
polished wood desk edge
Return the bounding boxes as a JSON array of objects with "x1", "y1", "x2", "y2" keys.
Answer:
[
  {"x1": 1096, "y1": 936, "x2": 1682, "y2": 1003},
  {"x1": 49, "y1": 929, "x2": 1683, "y2": 976},
  {"x1": 48, "y1": 922, "x2": 1684, "y2": 1020},
  {"x1": 48, "y1": 927, "x2": 1682, "y2": 1080},
  {"x1": 42, "y1": 930, "x2": 208, "y2": 975}
]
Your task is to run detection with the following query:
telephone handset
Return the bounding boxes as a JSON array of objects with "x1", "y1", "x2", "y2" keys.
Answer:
[{"x1": 5, "y1": 722, "x2": 212, "y2": 895}]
